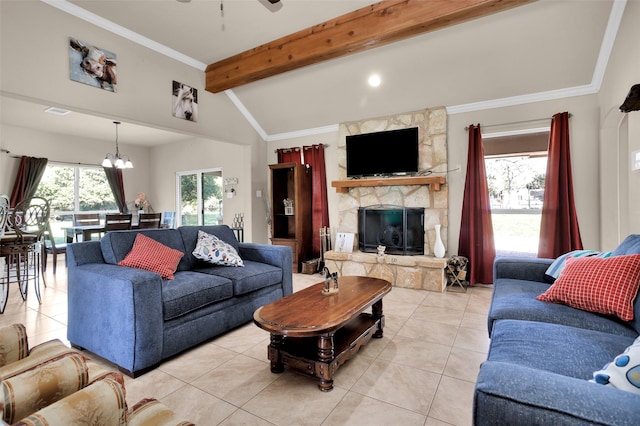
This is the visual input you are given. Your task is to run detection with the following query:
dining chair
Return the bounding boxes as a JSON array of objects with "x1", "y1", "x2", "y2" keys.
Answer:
[
  {"x1": 0, "y1": 195, "x2": 9, "y2": 238},
  {"x1": 0, "y1": 195, "x2": 9, "y2": 295},
  {"x1": 0, "y1": 197, "x2": 50, "y2": 312},
  {"x1": 43, "y1": 221, "x2": 67, "y2": 275},
  {"x1": 137, "y1": 212, "x2": 161, "y2": 229},
  {"x1": 71, "y1": 213, "x2": 101, "y2": 241},
  {"x1": 104, "y1": 214, "x2": 132, "y2": 232}
]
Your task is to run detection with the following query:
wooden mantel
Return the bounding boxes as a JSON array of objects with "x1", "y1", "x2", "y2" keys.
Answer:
[{"x1": 331, "y1": 176, "x2": 446, "y2": 193}]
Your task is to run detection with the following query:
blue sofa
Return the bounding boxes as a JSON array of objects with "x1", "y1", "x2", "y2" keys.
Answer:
[
  {"x1": 474, "y1": 235, "x2": 640, "y2": 425},
  {"x1": 66, "y1": 225, "x2": 292, "y2": 377}
]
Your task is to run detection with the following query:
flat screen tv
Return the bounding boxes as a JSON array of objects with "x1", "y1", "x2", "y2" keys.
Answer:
[{"x1": 346, "y1": 127, "x2": 419, "y2": 177}]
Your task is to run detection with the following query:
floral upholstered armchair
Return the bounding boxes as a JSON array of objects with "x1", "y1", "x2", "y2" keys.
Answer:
[{"x1": 0, "y1": 324, "x2": 193, "y2": 426}]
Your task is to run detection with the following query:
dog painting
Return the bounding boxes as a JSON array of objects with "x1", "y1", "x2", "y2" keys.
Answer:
[
  {"x1": 69, "y1": 37, "x2": 117, "y2": 92},
  {"x1": 172, "y1": 81, "x2": 198, "y2": 122}
]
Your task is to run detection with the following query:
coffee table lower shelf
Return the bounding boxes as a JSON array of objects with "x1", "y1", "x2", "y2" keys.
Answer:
[{"x1": 267, "y1": 312, "x2": 384, "y2": 391}]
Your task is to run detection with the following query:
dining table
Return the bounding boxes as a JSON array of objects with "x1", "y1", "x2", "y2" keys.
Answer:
[
  {"x1": 63, "y1": 224, "x2": 106, "y2": 242},
  {"x1": 63, "y1": 221, "x2": 152, "y2": 242}
]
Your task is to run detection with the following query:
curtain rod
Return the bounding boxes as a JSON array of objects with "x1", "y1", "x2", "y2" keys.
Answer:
[
  {"x1": 6, "y1": 152, "x2": 102, "y2": 168},
  {"x1": 463, "y1": 114, "x2": 572, "y2": 131},
  {"x1": 274, "y1": 143, "x2": 329, "y2": 154}
]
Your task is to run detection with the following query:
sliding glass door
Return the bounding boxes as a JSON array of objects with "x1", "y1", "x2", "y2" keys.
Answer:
[{"x1": 176, "y1": 169, "x2": 223, "y2": 226}]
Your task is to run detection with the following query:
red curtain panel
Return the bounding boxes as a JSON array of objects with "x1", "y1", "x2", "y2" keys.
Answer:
[
  {"x1": 9, "y1": 156, "x2": 48, "y2": 208},
  {"x1": 537, "y1": 112, "x2": 583, "y2": 258},
  {"x1": 303, "y1": 144, "x2": 330, "y2": 258},
  {"x1": 276, "y1": 148, "x2": 302, "y2": 164},
  {"x1": 459, "y1": 124, "x2": 496, "y2": 285}
]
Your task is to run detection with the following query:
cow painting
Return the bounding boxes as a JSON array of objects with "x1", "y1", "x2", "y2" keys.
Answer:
[
  {"x1": 69, "y1": 37, "x2": 117, "y2": 92},
  {"x1": 172, "y1": 80, "x2": 198, "y2": 122}
]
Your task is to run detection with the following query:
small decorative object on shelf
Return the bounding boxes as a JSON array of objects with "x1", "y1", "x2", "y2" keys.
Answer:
[
  {"x1": 283, "y1": 198, "x2": 294, "y2": 215},
  {"x1": 377, "y1": 245, "x2": 386, "y2": 259},
  {"x1": 321, "y1": 267, "x2": 339, "y2": 295}
]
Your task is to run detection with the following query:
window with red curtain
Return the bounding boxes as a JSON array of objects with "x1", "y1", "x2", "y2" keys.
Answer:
[
  {"x1": 537, "y1": 112, "x2": 582, "y2": 258},
  {"x1": 459, "y1": 124, "x2": 496, "y2": 285}
]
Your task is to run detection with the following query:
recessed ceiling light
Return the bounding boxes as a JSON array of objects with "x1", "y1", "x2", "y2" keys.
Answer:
[
  {"x1": 368, "y1": 74, "x2": 381, "y2": 87},
  {"x1": 44, "y1": 107, "x2": 71, "y2": 116}
]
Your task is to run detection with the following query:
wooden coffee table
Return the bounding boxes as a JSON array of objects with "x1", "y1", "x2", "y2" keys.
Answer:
[{"x1": 253, "y1": 275, "x2": 392, "y2": 391}]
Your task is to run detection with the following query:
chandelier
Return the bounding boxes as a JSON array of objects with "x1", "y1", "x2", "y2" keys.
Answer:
[{"x1": 102, "y1": 121, "x2": 133, "y2": 169}]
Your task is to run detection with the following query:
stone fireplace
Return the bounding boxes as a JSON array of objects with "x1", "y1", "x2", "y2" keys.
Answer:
[{"x1": 325, "y1": 107, "x2": 449, "y2": 292}]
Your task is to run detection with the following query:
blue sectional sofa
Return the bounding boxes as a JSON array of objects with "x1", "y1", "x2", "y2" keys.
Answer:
[
  {"x1": 474, "y1": 235, "x2": 640, "y2": 425},
  {"x1": 66, "y1": 225, "x2": 292, "y2": 377}
]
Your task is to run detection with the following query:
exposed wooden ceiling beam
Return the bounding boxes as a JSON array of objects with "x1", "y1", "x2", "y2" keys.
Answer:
[{"x1": 205, "y1": 0, "x2": 534, "y2": 93}]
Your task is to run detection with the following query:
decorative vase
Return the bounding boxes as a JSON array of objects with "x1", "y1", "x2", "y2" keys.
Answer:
[{"x1": 434, "y1": 224, "x2": 445, "y2": 258}]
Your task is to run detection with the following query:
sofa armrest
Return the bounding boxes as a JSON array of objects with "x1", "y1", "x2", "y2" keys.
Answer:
[
  {"x1": 66, "y1": 262, "x2": 164, "y2": 375},
  {"x1": 13, "y1": 377, "x2": 127, "y2": 426},
  {"x1": 1, "y1": 353, "x2": 88, "y2": 424},
  {"x1": 474, "y1": 361, "x2": 640, "y2": 426},
  {"x1": 128, "y1": 398, "x2": 195, "y2": 426},
  {"x1": 493, "y1": 257, "x2": 554, "y2": 283},
  {"x1": 67, "y1": 241, "x2": 105, "y2": 267},
  {"x1": 238, "y1": 242, "x2": 293, "y2": 296},
  {"x1": 0, "y1": 324, "x2": 29, "y2": 367}
]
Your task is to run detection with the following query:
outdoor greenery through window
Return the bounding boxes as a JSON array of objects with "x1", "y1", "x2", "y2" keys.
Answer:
[
  {"x1": 35, "y1": 163, "x2": 117, "y2": 242},
  {"x1": 178, "y1": 169, "x2": 223, "y2": 226},
  {"x1": 485, "y1": 154, "x2": 547, "y2": 257}
]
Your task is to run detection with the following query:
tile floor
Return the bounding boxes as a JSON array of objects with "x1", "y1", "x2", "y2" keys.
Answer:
[{"x1": 0, "y1": 258, "x2": 492, "y2": 425}]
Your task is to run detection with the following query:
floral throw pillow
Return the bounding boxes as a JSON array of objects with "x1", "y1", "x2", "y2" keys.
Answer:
[{"x1": 192, "y1": 230, "x2": 244, "y2": 267}]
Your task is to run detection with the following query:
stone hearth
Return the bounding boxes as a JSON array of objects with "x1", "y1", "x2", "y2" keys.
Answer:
[{"x1": 324, "y1": 250, "x2": 448, "y2": 292}]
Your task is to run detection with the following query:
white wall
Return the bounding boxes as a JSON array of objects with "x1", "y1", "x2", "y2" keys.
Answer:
[
  {"x1": 597, "y1": 0, "x2": 640, "y2": 249},
  {"x1": 0, "y1": 1, "x2": 259, "y2": 145},
  {"x1": 150, "y1": 138, "x2": 255, "y2": 241},
  {"x1": 1, "y1": 0, "x2": 269, "y2": 242}
]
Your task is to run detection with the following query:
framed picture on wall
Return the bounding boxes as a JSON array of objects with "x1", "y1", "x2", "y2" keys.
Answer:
[
  {"x1": 69, "y1": 37, "x2": 117, "y2": 92},
  {"x1": 172, "y1": 80, "x2": 198, "y2": 122}
]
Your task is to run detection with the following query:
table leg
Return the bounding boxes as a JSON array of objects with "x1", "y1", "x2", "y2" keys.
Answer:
[
  {"x1": 317, "y1": 334, "x2": 335, "y2": 391},
  {"x1": 372, "y1": 299, "x2": 384, "y2": 338},
  {"x1": 269, "y1": 334, "x2": 284, "y2": 373}
]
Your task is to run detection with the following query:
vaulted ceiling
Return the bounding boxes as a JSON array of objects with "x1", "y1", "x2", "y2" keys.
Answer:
[{"x1": 1, "y1": 0, "x2": 623, "y2": 144}]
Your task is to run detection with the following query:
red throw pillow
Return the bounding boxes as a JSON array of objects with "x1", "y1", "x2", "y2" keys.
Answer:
[
  {"x1": 118, "y1": 234, "x2": 184, "y2": 280},
  {"x1": 536, "y1": 254, "x2": 640, "y2": 321}
]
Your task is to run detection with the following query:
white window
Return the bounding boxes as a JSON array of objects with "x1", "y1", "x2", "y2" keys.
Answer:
[{"x1": 484, "y1": 131, "x2": 549, "y2": 257}]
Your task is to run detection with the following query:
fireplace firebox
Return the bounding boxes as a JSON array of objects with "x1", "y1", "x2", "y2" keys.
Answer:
[{"x1": 358, "y1": 205, "x2": 424, "y2": 255}]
